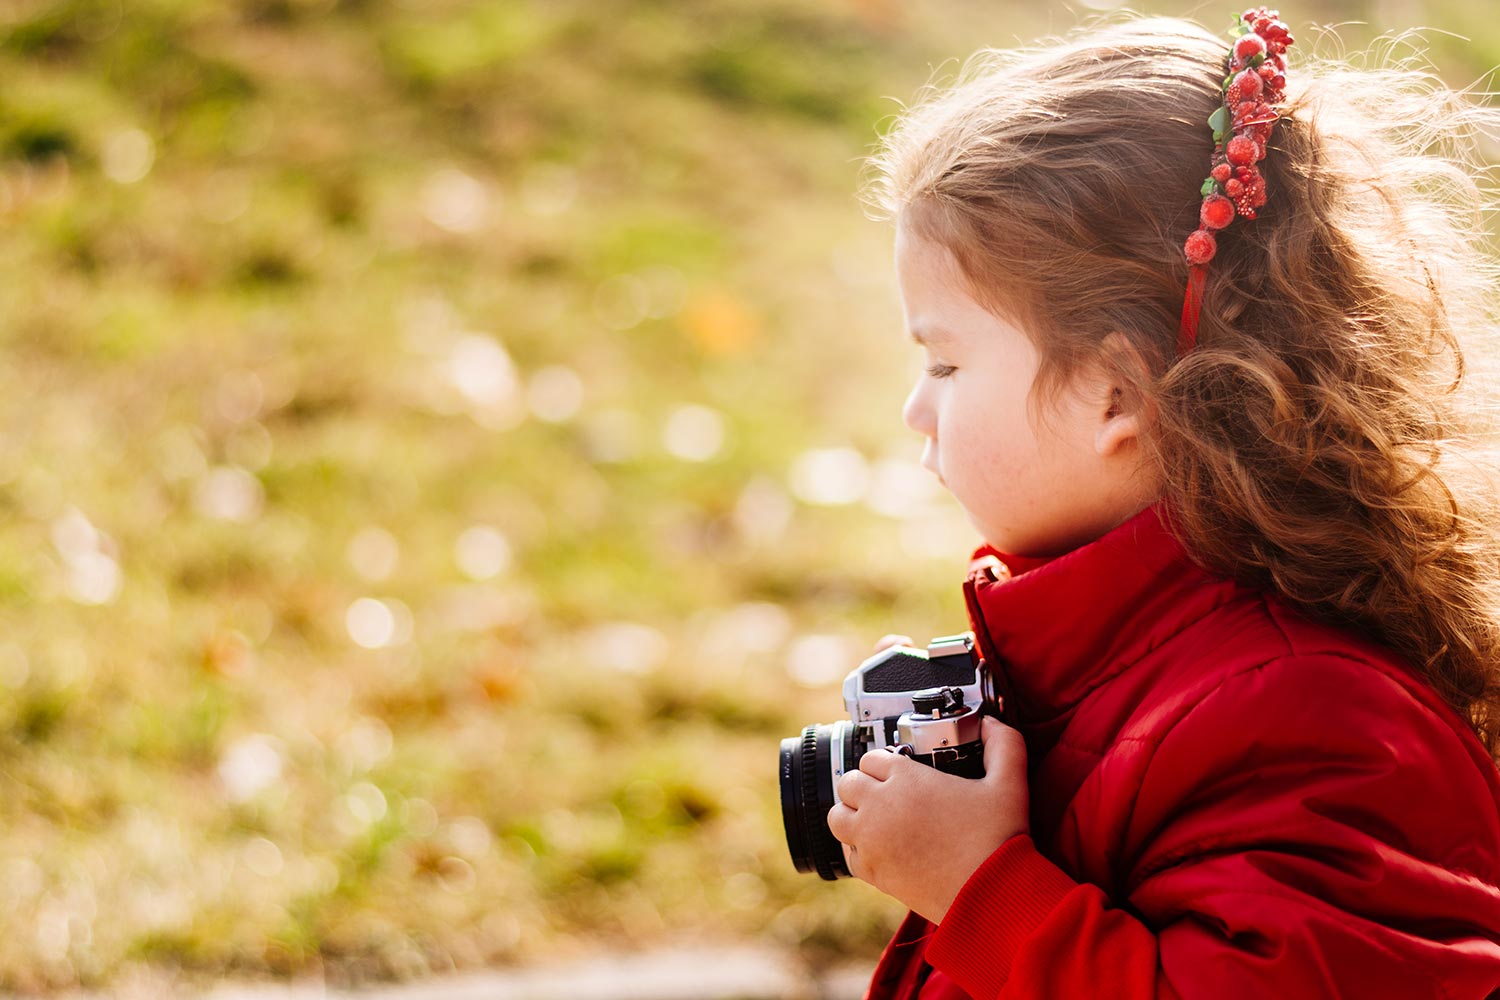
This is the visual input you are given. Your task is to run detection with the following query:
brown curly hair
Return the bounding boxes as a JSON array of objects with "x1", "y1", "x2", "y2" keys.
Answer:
[{"x1": 862, "y1": 16, "x2": 1500, "y2": 755}]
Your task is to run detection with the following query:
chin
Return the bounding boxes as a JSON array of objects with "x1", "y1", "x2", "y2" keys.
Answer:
[{"x1": 977, "y1": 524, "x2": 1079, "y2": 561}]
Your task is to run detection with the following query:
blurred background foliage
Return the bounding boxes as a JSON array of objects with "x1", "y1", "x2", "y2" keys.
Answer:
[{"x1": 0, "y1": 0, "x2": 1494, "y2": 994}]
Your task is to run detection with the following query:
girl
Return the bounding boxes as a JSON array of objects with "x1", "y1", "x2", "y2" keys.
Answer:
[{"x1": 825, "y1": 10, "x2": 1500, "y2": 999}]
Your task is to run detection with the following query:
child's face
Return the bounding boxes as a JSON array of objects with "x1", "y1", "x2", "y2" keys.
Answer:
[{"x1": 894, "y1": 223, "x2": 1154, "y2": 558}]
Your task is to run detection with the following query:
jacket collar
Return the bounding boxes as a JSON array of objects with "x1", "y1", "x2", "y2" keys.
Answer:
[{"x1": 963, "y1": 500, "x2": 1253, "y2": 725}]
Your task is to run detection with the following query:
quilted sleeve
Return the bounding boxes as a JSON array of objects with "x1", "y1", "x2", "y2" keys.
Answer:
[{"x1": 923, "y1": 654, "x2": 1500, "y2": 999}]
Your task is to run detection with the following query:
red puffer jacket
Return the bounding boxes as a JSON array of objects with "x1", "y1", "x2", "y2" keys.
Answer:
[{"x1": 865, "y1": 501, "x2": 1500, "y2": 999}]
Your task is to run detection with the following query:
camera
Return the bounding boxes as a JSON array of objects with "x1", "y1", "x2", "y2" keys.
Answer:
[{"x1": 778, "y1": 632, "x2": 993, "y2": 880}]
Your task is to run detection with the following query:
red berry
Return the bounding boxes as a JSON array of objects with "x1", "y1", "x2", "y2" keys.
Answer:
[
  {"x1": 1200, "y1": 194, "x2": 1235, "y2": 230},
  {"x1": 1265, "y1": 20, "x2": 1289, "y2": 40},
  {"x1": 1184, "y1": 229, "x2": 1217, "y2": 265},
  {"x1": 1235, "y1": 69, "x2": 1263, "y2": 100},
  {"x1": 1234, "y1": 34, "x2": 1267, "y2": 62},
  {"x1": 1226, "y1": 135, "x2": 1259, "y2": 165},
  {"x1": 1269, "y1": 73, "x2": 1286, "y2": 92},
  {"x1": 1212, "y1": 163, "x2": 1232, "y2": 183},
  {"x1": 1254, "y1": 16, "x2": 1273, "y2": 34},
  {"x1": 1258, "y1": 63, "x2": 1276, "y2": 80},
  {"x1": 1243, "y1": 8, "x2": 1259, "y2": 22},
  {"x1": 1225, "y1": 178, "x2": 1245, "y2": 198}
]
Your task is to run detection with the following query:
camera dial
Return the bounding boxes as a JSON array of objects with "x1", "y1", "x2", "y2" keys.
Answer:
[{"x1": 898, "y1": 686, "x2": 985, "y2": 777}]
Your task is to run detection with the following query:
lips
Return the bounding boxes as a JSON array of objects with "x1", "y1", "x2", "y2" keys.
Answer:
[
  {"x1": 918, "y1": 443, "x2": 945, "y2": 486},
  {"x1": 920, "y1": 453, "x2": 943, "y2": 485}
]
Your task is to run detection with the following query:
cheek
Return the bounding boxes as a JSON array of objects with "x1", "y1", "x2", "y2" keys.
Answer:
[
  {"x1": 940, "y1": 406, "x2": 1018, "y2": 487},
  {"x1": 946, "y1": 390, "x2": 1025, "y2": 452}
]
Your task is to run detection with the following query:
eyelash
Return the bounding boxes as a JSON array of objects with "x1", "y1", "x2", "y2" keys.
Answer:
[{"x1": 925, "y1": 363, "x2": 957, "y2": 379}]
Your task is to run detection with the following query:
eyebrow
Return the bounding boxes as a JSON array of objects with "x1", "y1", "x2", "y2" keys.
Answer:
[{"x1": 908, "y1": 323, "x2": 954, "y2": 347}]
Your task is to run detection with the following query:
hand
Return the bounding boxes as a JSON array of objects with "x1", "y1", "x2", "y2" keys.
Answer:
[{"x1": 827, "y1": 716, "x2": 1029, "y2": 923}]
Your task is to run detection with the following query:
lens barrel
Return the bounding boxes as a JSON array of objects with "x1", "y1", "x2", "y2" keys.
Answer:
[{"x1": 778, "y1": 723, "x2": 855, "y2": 881}]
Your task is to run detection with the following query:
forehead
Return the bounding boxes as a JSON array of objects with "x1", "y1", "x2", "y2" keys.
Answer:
[
  {"x1": 894, "y1": 220, "x2": 964, "y2": 292},
  {"x1": 894, "y1": 223, "x2": 1009, "y2": 343}
]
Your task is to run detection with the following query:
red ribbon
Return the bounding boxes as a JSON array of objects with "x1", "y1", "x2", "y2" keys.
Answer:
[{"x1": 1177, "y1": 263, "x2": 1207, "y2": 355}]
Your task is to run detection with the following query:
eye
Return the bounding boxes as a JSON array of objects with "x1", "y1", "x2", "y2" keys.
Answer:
[{"x1": 925, "y1": 363, "x2": 957, "y2": 379}]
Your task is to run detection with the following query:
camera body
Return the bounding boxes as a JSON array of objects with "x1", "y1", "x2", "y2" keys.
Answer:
[{"x1": 779, "y1": 632, "x2": 994, "y2": 880}]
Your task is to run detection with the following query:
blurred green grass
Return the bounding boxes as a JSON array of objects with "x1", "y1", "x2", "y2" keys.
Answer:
[{"x1": 0, "y1": 0, "x2": 1494, "y2": 992}]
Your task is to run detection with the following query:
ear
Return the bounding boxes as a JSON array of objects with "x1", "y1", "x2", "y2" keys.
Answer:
[
  {"x1": 1091, "y1": 332, "x2": 1154, "y2": 459},
  {"x1": 1095, "y1": 403, "x2": 1144, "y2": 458}
]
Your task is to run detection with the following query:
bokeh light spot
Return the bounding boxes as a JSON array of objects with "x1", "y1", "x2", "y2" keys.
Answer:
[
  {"x1": 785, "y1": 634, "x2": 856, "y2": 688},
  {"x1": 345, "y1": 597, "x2": 413, "y2": 649},
  {"x1": 526, "y1": 365, "x2": 584, "y2": 423},
  {"x1": 455, "y1": 525, "x2": 512, "y2": 581},
  {"x1": 663, "y1": 404, "x2": 725, "y2": 462},
  {"x1": 194, "y1": 467, "x2": 265, "y2": 523},
  {"x1": 101, "y1": 128, "x2": 154, "y2": 184},
  {"x1": 421, "y1": 167, "x2": 491, "y2": 233},
  {"x1": 789, "y1": 448, "x2": 870, "y2": 506},
  {"x1": 346, "y1": 526, "x2": 400, "y2": 583},
  {"x1": 218, "y1": 736, "x2": 283, "y2": 803}
]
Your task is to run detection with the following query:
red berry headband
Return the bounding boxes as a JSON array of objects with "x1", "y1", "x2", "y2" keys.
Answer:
[{"x1": 1178, "y1": 8, "x2": 1296, "y2": 354}]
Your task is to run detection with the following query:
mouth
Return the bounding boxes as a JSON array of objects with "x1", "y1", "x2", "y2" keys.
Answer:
[{"x1": 919, "y1": 446, "x2": 943, "y2": 485}]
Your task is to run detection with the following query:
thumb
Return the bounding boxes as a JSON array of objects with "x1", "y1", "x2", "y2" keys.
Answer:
[
  {"x1": 873, "y1": 633, "x2": 915, "y2": 653},
  {"x1": 981, "y1": 714, "x2": 1025, "y2": 782}
]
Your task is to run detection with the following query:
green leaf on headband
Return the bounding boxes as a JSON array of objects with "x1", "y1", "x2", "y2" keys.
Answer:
[
  {"x1": 1229, "y1": 18, "x2": 1249, "y2": 37},
  {"x1": 1208, "y1": 106, "x2": 1229, "y2": 135},
  {"x1": 1201, "y1": 178, "x2": 1218, "y2": 197}
]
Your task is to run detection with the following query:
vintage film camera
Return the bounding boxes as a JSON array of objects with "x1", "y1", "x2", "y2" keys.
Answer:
[{"x1": 778, "y1": 633, "x2": 995, "y2": 880}]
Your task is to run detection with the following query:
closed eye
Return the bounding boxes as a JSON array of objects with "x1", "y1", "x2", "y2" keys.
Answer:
[{"x1": 925, "y1": 363, "x2": 956, "y2": 379}]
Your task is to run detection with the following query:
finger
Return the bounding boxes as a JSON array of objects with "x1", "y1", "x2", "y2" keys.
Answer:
[
  {"x1": 844, "y1": 842, "x2": 868, "y2": 881},
  {"x1": 827, "y1": 802, "x2": 855, "y2": 843},
  {"x1": 836, "y1": 768, "x2": 869, "y2": 807},
  {"x1": 858, "y1": 747, "x2": 903, "y2": 780},
  {"x1": 969, "y1": 553, "x2": 1009, "y2": 581},
  {"x1": 982, "y1": 715, "x2": 1026, "y2": 780},
  {"x1": 873, "y1": 634, "x2": 915, "y2": 653}
]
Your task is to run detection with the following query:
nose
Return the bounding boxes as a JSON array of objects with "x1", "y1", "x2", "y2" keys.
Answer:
[{"x1": 903, "y1": 377, "x2": 935, "y2": 439}]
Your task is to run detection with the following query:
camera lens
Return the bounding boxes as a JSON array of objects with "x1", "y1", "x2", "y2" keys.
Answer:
[{"x1": 779, "y1": 721, "x2": 857, "y2": 880}]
